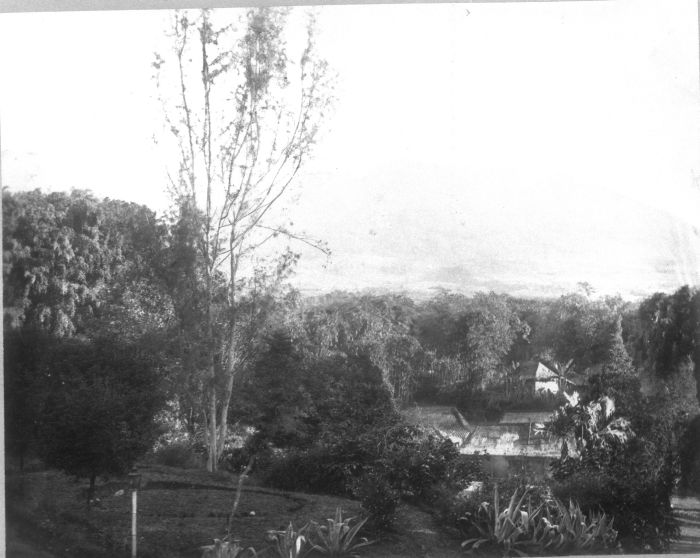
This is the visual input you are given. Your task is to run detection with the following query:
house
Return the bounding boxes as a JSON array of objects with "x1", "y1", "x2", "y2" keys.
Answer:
[{"x1": 517, "y1": 361, "x2": 560, "y2": 394}]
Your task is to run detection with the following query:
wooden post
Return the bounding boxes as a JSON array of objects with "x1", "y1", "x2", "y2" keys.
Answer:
[{"x1": 131, "y1": 488, "x2": 137, "y2": 558}]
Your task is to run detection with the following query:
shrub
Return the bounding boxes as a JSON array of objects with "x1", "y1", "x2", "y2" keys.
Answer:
[
  {"x1": 221, "y1": 446, "x2": 256, "y2": 475},
  {"x1": 461, "y1": 486, "x2": 618, "y2": 557},
  {"x1": 446, "y1": 454, "x2": 488, "y2": 490},
  {"x1": 483, "y1": 400, "x2": 505, "y2": 423},
  {"x1": 259, "y1": 422, "x2": 461, "y2": 505},
  {"x1": 433, "y1": 482, "x2": 486, "y2": 536},
  {"x1": 378, "y1": 425, "x2": 459, "y2": 501},
  {"x1": 310, "y1": 507, "x2": 373, "y2": 557},
  {"x1": 355, "y1": 471, "x2": 400, "y2": 532},
  {"x1": 260, "y1": 445, "x2": 366, "y2": 496},
  {"x1": 551, "y1": 465, "x2": 677, "y2": 553},
  {"x1": 267, "y1": 522, "x2": 311, "y2": 558},
  {"x1": 200, "y1": 539, "x2": 257, "y2": 558},
  {"x1": 153, "y1": 441, "x2": 202, "y2": 469},
  {"x1": 679, "y1": 413, "x2": 700, "y2": 494},
  {"x1": 434, "y1": 471, "x2": 550, "y2": 540},
  {"x1": 549, "y1": 388, "x2": 681, "y2": 552},
  {"x1": 37, "y1": 337, "x2": 164, "y2": 506}
]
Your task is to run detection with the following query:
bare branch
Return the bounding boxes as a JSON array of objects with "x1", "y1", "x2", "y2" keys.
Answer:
[
  {"x1": 174, "y1": 11, "x2": 198, "y2": 200},
  {"x1": 250, "y1": 223, "x2": 330, "y2": 255}
]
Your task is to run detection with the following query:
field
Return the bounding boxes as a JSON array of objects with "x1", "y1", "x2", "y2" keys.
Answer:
[{"x1": 6, "y1": 463, "x2": 464, "y2": 558}]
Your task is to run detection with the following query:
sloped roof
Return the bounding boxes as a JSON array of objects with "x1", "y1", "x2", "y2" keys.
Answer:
[
  {"x1": 563, "y1": 372, "x2": 587, "y2": 386},
  {"x1": 517, "y1": 361, "x2": 557, "y2": 381}
]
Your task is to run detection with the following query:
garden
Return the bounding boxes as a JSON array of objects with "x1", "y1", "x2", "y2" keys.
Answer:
[{"x1": 4, "y1": 6, "x2": 700, "y2": 557}]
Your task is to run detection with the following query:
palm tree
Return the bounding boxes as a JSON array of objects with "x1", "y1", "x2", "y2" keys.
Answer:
[{"x1": 548, "y1": 358, "x2": 575, "y2": 390}]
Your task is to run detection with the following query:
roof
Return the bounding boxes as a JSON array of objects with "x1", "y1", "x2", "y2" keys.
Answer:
[
  {"x1": 563, "y1": 372, "x2": 587, "y2": 386},
  {"x1": 517, "y1": 361, "x2": 558, "y2": 381}
]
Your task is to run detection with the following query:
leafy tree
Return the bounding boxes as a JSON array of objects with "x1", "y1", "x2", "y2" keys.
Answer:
[
  {"x1": 451, "y1": 292, "x2": 522, "y2": 389},
  {"x1": 532, "y1": 293, "x2": 626, "y2": 370},
  {"x1": 603, "y1": 315, "x2": 634, "y2": 377},
  {"x1": 412, "y1": 292, "x2": 526, "y2": 394},
  {"x1": 3, "y1": 189, "x2": 109, "y2": 336},
  {"x1": 635, "y1": 287, "x2": 700, "y2": 494},
  {"x1": 413, "y1": 291, "x2": 471, "y2": 357},
  {"x1": 153, "y1": 7, "x2": 333, "y2": 470},
  {"x1": 550, "y1": 384, "x2": 682, "y2": 551},
  {"x1": 3, "y1": 189, "x2": 167, "y2": 339},
  {"x1": 3, "y1": 190, "x2": 170, "y2": 471},
  {"x1": 4, "y1": 328, "x2": 51, "y2": 469},
  {"x1": 236, "y1": 330, "x2": 309, "y2": 447},
  {"x1": 298, "y1": 293, "x2": 421, "y2": 404},
  {"x1": 637, "y1": 286, "x2": 699, "y2": 382},
  {"x1": 38, "y1": 337, "x2": 164, "y2": 507},
  {"x1": 380, "y1": 334, "x2": 423, "y2": 404}
]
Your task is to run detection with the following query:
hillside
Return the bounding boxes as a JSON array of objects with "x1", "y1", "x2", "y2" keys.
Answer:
[{"x1": 6, "y1": 464, "x2": 463, "y2": 558}]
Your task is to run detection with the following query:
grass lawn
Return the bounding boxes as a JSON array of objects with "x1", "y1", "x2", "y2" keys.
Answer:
[{"x1": 6, "y1": 463, "x2": 464, "y2": 558}]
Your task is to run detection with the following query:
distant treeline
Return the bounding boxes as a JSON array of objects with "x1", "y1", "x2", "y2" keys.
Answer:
[{"x1": 4, "y1": 189, "x2": 699, "y2": 461}]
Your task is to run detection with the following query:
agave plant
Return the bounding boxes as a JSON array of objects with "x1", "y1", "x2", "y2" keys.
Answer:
[
  {"x1": 462, "y1": 485, "x2": 539, "y2": 557},
  {"x1": 268, "y1": 522, "x2": 311, "y2": 558},
  {"x1": 461, "y1": 486, "x2": 617, "y2": 557},
  {"x1": 310, "y1": 507, "x2": 374, "y2": 557},
  {"x1": 200, "y1": 539, "x2": 257, "y2": 558},
  {"x1": 545, "y1": 499, "x2": 617, "y2": 553}
]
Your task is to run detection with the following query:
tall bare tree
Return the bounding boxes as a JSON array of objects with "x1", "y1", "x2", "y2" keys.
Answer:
[{"x1": 154, "y1": 7, "x2": 333, "y2": 470}]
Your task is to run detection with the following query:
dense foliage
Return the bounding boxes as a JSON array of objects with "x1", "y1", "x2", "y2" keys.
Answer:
[
  {"x1": 5, "y1": 331, "x2": 164, "y2": 504},
  {"x1": 462, "y1": 486, "x2": 618, "y2": 557},
  {"x1": 3, "y1": 189, "x2": 167, "y2": 338},
  {"x1": 5, "y1": 187, "x2": 700, "y2": 552},
  {"x1": 548, "y1": 385, "x2": 683, "y2": 551},
  {"x1": 3, "y1": 190, "x2": 168, "y2": 499},
  {"x1": 226, "y1": 329, "x2": 468, "y2": 512}
]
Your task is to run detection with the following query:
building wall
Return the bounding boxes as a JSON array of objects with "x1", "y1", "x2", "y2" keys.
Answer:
[{"x1": 535, "y1": 379, "x2": 559, "y2": 394}]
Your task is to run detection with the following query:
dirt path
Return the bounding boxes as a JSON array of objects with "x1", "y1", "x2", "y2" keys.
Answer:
[{"x1": 671, "y1": 495, "x2": 700, "y2": 554}]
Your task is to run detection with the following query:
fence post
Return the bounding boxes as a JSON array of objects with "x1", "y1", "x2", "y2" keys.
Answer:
[
  {"x1": 132, "y1": 489, "x2": 137, "y2": 558},
  {"x1": 128, "y1": 470, "x2": 142, "y2": 558}
]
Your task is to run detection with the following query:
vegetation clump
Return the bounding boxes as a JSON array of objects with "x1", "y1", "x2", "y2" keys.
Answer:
[{"x1": 461, "y1": 486, "x2": 618, "y2": 557}]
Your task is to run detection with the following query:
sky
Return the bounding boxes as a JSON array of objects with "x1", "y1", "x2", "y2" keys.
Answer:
[{"x1": 2, "y1": 0, "x2": 700, "y2": 300}]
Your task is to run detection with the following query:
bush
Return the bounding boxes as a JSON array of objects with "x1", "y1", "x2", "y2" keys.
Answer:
[
  {"x1": 37, "y1": 337, "x2": 164, "y2": 506},
  {"x1": 433, "y1": 482, "x2": 486, "y2": 536},
  {"x1": 549, "y1": 388, "x2": 681, "y2": 552},
  {"x1": 309, "y1": 507, "x2": 373, "y2": 557},
  {"x1": 462, "y1": 486, "x2": 618, "y2": 556},
  {"x1": 679, "y1": 413, "x2": 700, "y2": 494},
  {"x1": 355, "y1": 471, "x2": 400, "y2": 532},
  {"x1": 259, "y1": 438, "x2": 372, "y2": 496},
  {"x1": 221, "y1": 442, "x2": 259, "y2": 475},
  {"x1": 259, "y1": 449, "x2": 338, "y2": 494},
  {"x1": 447, "y1": 454, "x2": 488, "y2": 489},
  {"x1": 267, "y1": 522, "x2": 311, "y2": 558},
  {"x1": 551, "y1": 465, "x2": 677, "y2": 553},
  {"x1": 378, "y1": 425, "x2": 460, "y2": 501},
  {"x1": 258, "y1": 422, "x2": 462, "y2": 506},
  {"x1": 433, "y1": 469, "x2": 551, "y2": 539},
  {"x1": 153, "y1": 442, "x2": 203, "y2": 469},
  {"x1": 200, "y1": 539, "x2": 257, "y2": 558}
]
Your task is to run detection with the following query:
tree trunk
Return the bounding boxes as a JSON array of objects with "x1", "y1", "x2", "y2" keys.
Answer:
[
  {"x1": 208, "y1": 382, "x2": 217, "y2": 472},
  {"x1": 217, "y1": 370, "x2": 237, "y2": 460},
  {"x1": 217, "y1": 246, "x2": 238, "y2": 462}
]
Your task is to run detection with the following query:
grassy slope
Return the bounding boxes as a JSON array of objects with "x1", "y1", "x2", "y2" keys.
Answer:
[{"x1": 6, "y1": 463, "x2": 463, "y2": 558}]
